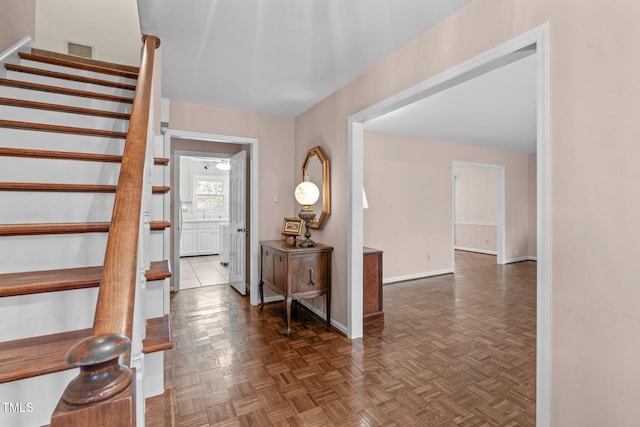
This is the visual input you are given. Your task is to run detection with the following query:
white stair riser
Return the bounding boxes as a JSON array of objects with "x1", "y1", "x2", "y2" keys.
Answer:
[
  {"x1": 18, "y1": 59, "x2": 137, "y2": 85},
  {"x1": 0, "y1": 127, "x2": 125, "y2": 155},
  {"x1": 150, "y1": 192, "x2": 165, "y2": 216},
  {"x1": 0, "y1": 156, "x2": 120, "y2": 184},
  {"x1": 0, "y1": 232, "x2": 166, "y2": 274},
  {"x1": 0, "y1": 288, "x2": 97, "y2": 341},
  {"x1": 7, "y1": 69, "x2": 135, "y2": 98},
  {"x1": 149, "y1": 232, "x2": 166, "y2": 260},
  {"x1": 0, "y1": 85, "x2": 132, "y2": 113},
  {"x1": 144, "y1": 351, "x2": 165, "y2": 398},
  {"x1": 0, "y1": 192, "x2": 166, "y2": 224},
  {"x1": 145, "y1": 279, "x2": 167, "y2": 319},
  {"x1": 0, "y1": 192, "x2": 114, "y2": 224},
  {"x1": 0, "y1": 233, "x2": 108, "y2": 274},
  {"x1": 0, "y1": 369, "x2": 77, "y2": 427},
  {"x1": 0, "y1": 104, "x2": 129, "y2": 132}
]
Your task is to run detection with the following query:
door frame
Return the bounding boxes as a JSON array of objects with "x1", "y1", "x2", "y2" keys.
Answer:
[
  {"x1": 451, "y1": 161, "x2": 506, "y2": 265},
  {"x1": 164, "y1": 129, "x2": 260, "y2": 304},
  {"x1": 347, "y1": 23, "x2": 550, "y2": 425}
]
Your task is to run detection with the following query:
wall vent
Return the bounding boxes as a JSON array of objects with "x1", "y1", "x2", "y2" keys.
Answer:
[{"x1": 66, "y1": 41, "x2": 93, "y2": 59}]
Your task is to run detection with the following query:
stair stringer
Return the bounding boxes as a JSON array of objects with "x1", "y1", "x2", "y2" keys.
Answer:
[{"x1": 0, "y1": 36, "x2": 33, "y2": 79}]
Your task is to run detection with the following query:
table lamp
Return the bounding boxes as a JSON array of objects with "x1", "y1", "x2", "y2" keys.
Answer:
[{"x1": 295, "y1": 177, "x2": 320, "y2": 247}]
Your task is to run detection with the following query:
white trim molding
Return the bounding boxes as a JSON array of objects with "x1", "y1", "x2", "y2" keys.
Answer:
[
  {"x1": 454, "y1": 246, "x2": 497, "y2": 256},
  {"x1": 165, "y1": 128, "x2": 261, "y2": 305},
  {"x1": 298, "y1": 300, "x2": 348, "y2": 335},
  {"x1": 383, "y1": 268, "x2": 454, "y2": 285},
  {"x1": 348, "y1": 23, "x2": 550, "y2": 426},
  {"x1": 455, "y1": 221, "x2": 497, "y2": 227},
  {"x1": 505, "y1": 256, "x2": 534, "y2": 264},
  {"x1": 0, "y1": 36, "x2": 33, "y2": 79}
]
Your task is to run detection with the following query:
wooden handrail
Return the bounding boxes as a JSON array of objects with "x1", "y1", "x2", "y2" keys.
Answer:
[
  {"x1": 51, "y1": 34, "x2": 160, "y2": 425},
  {"x1": 93, "y1": 34, "x2": 159, "y2": 341}
]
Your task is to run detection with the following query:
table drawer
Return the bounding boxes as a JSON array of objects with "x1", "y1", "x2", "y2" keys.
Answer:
[{"x1": 289, "y1": 253, "x2": 329, "y2": 294}]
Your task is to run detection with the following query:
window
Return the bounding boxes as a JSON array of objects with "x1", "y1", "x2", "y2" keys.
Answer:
[{"x1": 195, "y1": 179, "x2": 224, "y2": 210}]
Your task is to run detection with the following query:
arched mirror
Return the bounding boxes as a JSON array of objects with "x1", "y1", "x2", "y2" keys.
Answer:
[{"x1": 301, "y1": 146, "x2": 330, "y2": 229}]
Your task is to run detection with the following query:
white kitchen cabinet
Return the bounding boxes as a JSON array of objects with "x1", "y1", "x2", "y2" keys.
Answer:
[
  {"x1": 180, "y1": 221, "x2": 220, "y2": 256},
  {"x1": 180, "y1": 222, "x2": 197, "y2": 256},
  {"x1": 196, "y1": 222, "x2": 219, "y2": 255}
]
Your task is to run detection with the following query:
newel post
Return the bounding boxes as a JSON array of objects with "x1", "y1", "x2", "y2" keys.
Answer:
[{"x1": 50, "y1": 335, "x2": 136, "y2": 427}]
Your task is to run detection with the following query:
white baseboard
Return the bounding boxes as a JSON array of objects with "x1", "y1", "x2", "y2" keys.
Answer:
[
  {"x1": 383, "y1": 268, "x2": 454, "y2": 285},
  {"x1": 455, "y1": 246, "x2": 497, "y2": 255},
  {"x1": 260, "y1": 295, "x2": 348, "y2": 335},
  {"x1": 297, "y1": 300, "x2": 348, "y2": 335},
  {"x1": 263, "y1": 295, "x2": 284, "y2": 304},
  {"x1": 505, "y1": 256, "x2": 537, "y2": 264}
]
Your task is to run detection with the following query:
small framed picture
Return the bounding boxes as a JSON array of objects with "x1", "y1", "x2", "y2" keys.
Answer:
[{"x1": 281, "y1": 217, "x2": 303, "y2": 236}]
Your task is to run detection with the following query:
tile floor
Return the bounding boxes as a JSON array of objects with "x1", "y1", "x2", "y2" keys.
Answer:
[{"x1": 179, "y1": 255, "x2": 229, "y2": 289}]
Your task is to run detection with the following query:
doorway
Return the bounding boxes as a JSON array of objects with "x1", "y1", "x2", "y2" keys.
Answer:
[
  {"x1": 164, "y1": 129, "x2": 260, "y2": 303},
  {"x1": 348, "y1": 24, "x2": 550, "y2": 424},
  {"x1": 452, "y1": 161, "x2": 506, "y2": 265},
  {"x1": 176, "y1": 153, "x2": 231, "y2": 289}
]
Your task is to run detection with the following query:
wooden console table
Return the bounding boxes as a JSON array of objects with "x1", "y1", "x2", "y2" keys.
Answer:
[
  {"x1": 363, "y1": 247, "x2": 384, "y2": 323},
  {"x1": 259, "y1": 240, "x2": 333, "y2": 335}
]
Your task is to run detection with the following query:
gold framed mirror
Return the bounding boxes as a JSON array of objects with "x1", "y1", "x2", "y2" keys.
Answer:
[{"x1": 301, "y1": 146, "x2": 330, "y2": 229}]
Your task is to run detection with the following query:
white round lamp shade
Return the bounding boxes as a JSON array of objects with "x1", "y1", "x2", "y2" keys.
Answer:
[{"x1": 294, "y1": 181, "x2": 320, "y2": 205}]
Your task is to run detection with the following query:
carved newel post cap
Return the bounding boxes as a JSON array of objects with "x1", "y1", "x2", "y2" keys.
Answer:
[{"x1": 62, "y1": 334, "x2": 133, "y2": 405}]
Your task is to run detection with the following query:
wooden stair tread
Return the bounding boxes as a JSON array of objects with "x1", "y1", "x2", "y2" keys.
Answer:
[
  {"x1": 145, "y1": 260, "x2": 172, "y2": 281},
  {"x1": 0, "y1": 97, "x2": 131, "y2": 120},
  {"x1": 19, "y1": 51, "x2": 138, "y2": 80},
  {"x1": 5, "y1": 63, "x2": 137, "y2": 91},
  {"x1": 0, "y1": 147, "x2": 169, "y2": 165},
  {"x1": 0, "y1": 119, "x2": 127, "y2": 139},
  {"x1": 143, "y1": 314, "x2": 173, "y2": 354},
  {"x1": 0, "y1": 316, "x2": 169, "y2": 383},
  {"x1": 0, "y1": 328, "x2": 92, "y2": 383},
  {"x1": 0, "y1": 182, "x2": 169, "y2": 193},
  {"x1": 0, "y1": 220, "x2": 171, "y2": 236},
  {"x1": 30, "y1": 48, "x2": 140, "y2": 75},
  {"x1": 0, "y1": 261, "x2": 171, "y2": 297},
  {"x1": 0, "y1": 148, "x2": 120, "y2": 163},
  {"x1": 0, "y1": 78, "x2": 134, "y2": 104}
]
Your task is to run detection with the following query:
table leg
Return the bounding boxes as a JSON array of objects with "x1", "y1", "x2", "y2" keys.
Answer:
[
  {"x1": 259, "y1": 280, "x2": 264, "y2": 310},
  {"x1": 326, "y1": 289, "x2": 331, "y2": 331},
  {"x1": 285, "y1": 295, "x2": 292, "y2": 336}
]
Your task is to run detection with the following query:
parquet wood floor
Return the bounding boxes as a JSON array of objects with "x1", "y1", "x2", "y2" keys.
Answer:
[{"x1": 148, "y1": 250, "x2": 536, "y2": 426}]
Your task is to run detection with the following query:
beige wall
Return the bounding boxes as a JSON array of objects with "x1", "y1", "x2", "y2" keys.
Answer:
[
  {"x1": 1, "y1": 0, "x2": 35, "y2": 51},
  {"x1": 295, "y1": 0, "x2": 640, "y2": 423},
  {"x1": 455, "y1": 224, "x2": 497, "y2": 254},
  {"x1": 455, "y1": 165, "x2": 498, "y2": 223},
  {"x1": 362, "y1": 130, "x2": 530, "y2": 280},
  {"x1": 34, "y1": 0, "x2": 140, "y2": 65},
  {"x1": 169, "y1": 100, "x2": 297, "y2": 242}
]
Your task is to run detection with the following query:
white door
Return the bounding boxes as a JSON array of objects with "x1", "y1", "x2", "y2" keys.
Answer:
[{"x1": 229, "y1": 151, "x2": 247, "y2": 295}]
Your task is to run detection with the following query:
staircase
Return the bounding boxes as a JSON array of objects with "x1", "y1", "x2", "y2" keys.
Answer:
[{"x1": 0, "y1": 39, "x2": 171, "y2": 426}]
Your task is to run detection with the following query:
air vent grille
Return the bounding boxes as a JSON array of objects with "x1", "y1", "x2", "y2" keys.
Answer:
[{"x1": 66, "y1": 41, "x2": 93, "y2": 59}]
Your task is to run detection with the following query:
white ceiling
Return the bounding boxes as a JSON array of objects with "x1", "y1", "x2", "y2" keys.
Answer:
[
  {"x1": 137, "y1": 0, "x2": 473, "y2": 117},
  {"x1": 137, "y1": 0, "x2": 536, "y2": 153},
  {"x1": 365, "y1": 53, "x2": 538, "y2": 153}
]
